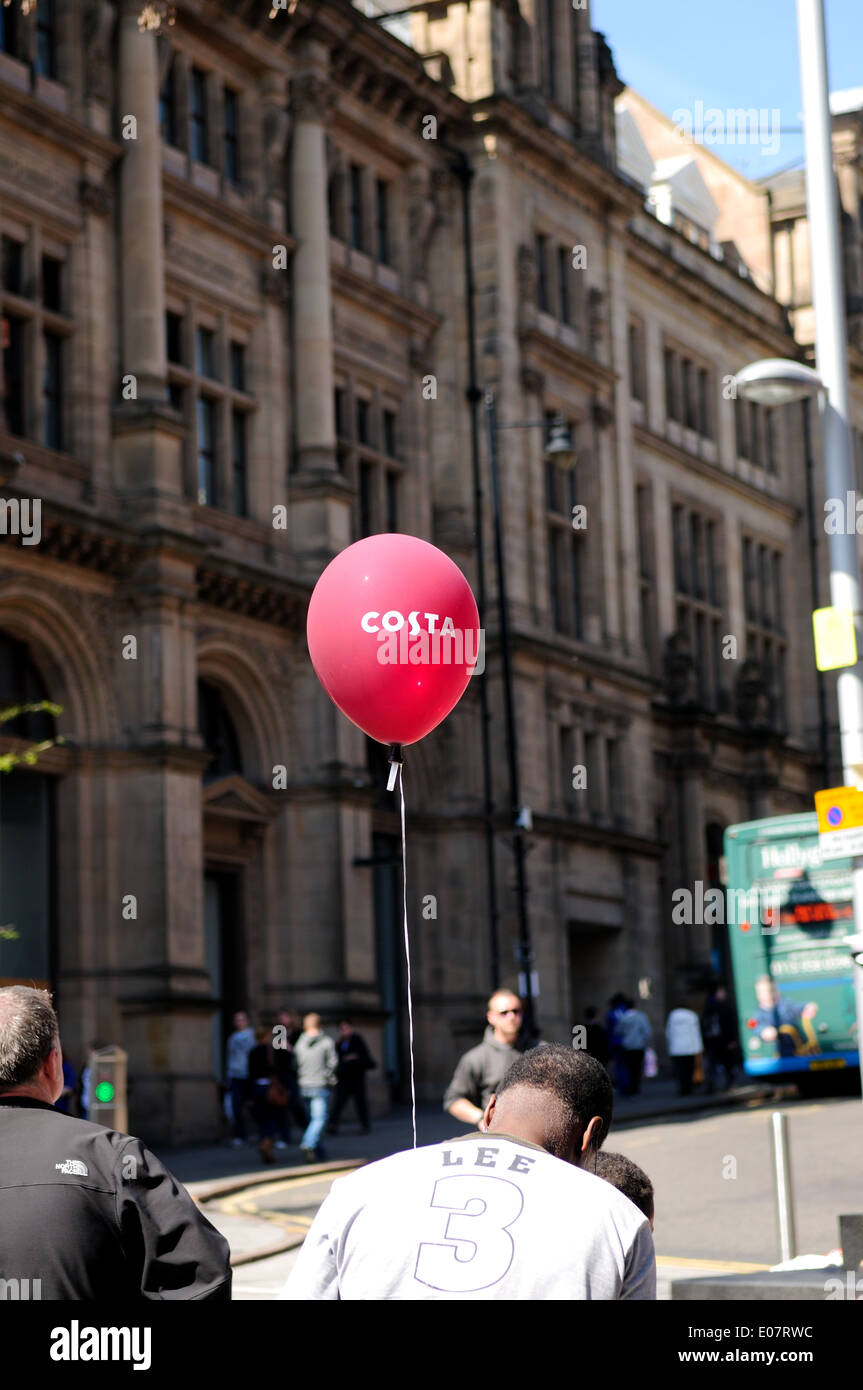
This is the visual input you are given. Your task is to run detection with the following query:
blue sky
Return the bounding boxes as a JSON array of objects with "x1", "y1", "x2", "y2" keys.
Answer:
[{"x1": 591, "y1": 0, "x2": 863, "y2": 179}]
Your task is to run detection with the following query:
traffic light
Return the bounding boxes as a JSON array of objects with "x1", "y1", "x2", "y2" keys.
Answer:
[{"x1": 88, "y1": 1046, "x2": 127, "y2": 1133}]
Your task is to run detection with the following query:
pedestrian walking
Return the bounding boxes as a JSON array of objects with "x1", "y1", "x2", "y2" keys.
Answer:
[
  {"x1": 665, "y1": 1003, "x2": 704, "y2": 1096},
  {"x1": 248, "y1": 1025, "x2": 279, "y2": 1164},
  {"x1": 701, "y1": 984, "x2": 739, "y2": 1093},
  {"x1": 605, "y1": 992, "x2": 630, "y2": 1094},
  {"x1": 329, "y1": 1019, "x2": 375, "y2": 1134},
  {"x1": 272, "y1": 1007, "x2": 304, "y2": 1149},
  {"x1": 0, "y1": 986, "x2": 231, "y2": 1300},
  {"x1": 443, "y1": 988, "x2": 526, "y2": 1126},
  {"x1": 294, "y1": 1013, "x2": 338, "y2": 1162},
  {"x1": 225, "y1": 1010, "x2": 255, "y2": 1146},
  {"x1": 616, "y1": 998, "x2": 652, "y2": 1096},
  {"x1": 282, "y1": 1045, "x2": 655, "y2": 1301}
]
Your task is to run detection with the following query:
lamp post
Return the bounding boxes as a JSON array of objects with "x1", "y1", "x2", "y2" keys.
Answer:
[
  {"x1": 733, "y1": 0, "x2": 863, "y2": 1106},
  {"x1": 484, "y1": 391, "x2": 576, "y2": 1041}
]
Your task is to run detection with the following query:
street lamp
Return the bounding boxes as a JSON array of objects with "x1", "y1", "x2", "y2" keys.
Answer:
[
  {"x1": 733, "y1": 0, "x2": 863, "y2": 1106},
  {"x1": 484, "y1": 391, "x2": 576, "y2": 1040}
]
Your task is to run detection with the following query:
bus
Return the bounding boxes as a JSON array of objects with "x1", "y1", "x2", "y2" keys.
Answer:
[{"x1": 724, "y1": 812, "x2": 859, "y2": 1082}]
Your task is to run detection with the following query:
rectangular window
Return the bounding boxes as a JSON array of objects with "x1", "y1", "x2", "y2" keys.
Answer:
[
  {"x1": 42, "y1": 331, "x2": 62, "y2": 450},
  {"x1": 195, "y1": 326, "x2": 216, "y2": 380},
  {"x1": 672, "y1": 504, "x2": 687, "y2": 592},
  {"x1": 376, "y1": 179, "x2": 390, "y2": 265},
  {"x1": 543, "y1": 0, "x2": 556, "y2": 100},
  {"x1": 2, "y1": 237, "x2": 23, "y2": 296},
  {"x1": 749, "y1": 401, "x2": 761, "y2": 466},
  {"x1": 735, "y1": 395, "x2": 749, "y2": 459},
  {"x1": 197, "y1": 396, "x2": 216, "y2": 505},
  {"x1": 166, "y1": 312, "x2": 184, "y2": 365},
  {"x1": 334, "y1": 388, "x2": 347, "y2": 438},
  {"x1": 41, "y1": 256, "x2": 62, "y2": 313},
  {"x1": 35, "y1": 0, "x2": 56, "y2": 79},
  {"x1": 359, "y1": 460, "x2": 374, "y2": 538},
  {"x1": 223, "y1": 88, "x2": 239, "y2": 184},
  {"x1": 2, "y1": 314, "x2": 25, "y2": 435},
  {"x1": 664, "y1": 347, "x2": 677, "y2": 422},
  {"x1": 557, "y1": 246, "x2": 570, "y2": 324},
  {"x1": 190, "y1": 68, "x2": 209, "y2": 164},
  {"x1": 356, "y1": 397, "x2": 370, "y2": 446},
  {"x1": 349, "y1": 164, "x2": 364, "y2": 251},
  {"x1": 536, "y1": 235, "x2": 549, "y2": 313},
  {"x1": 683, "y1": 359, "x2": 697, "y2": 430},
  {"x1": 607, "y1": 738, "x2": 624, "y2": 821},
  {"x1": 629, "y1": 322, "x2": 645, "y2": 402},
  {"x1": 765, "y1": 408, "x2": 776, "y2": 473},
  {"x1": 698, "y1": 368, "x2": 711, "y2": 438},
  {"x1": 159, "y1": 57, "x2": 177, "y2": 147},
  {"x1": 636, "y1": 484, "x2": 652, "y2": 579},
  {"x1": 385, "y1": 471, "x2": 398, "y2": 532},
  {"x1": 229, "y1": 341, "x2": 246, "y2": 393},
  {"x1": 743, "y1": 537, "x2": 756, "y2": 621},
  {"x1": 231, "y1": 409, "x2": 247, "y2": 516},
  {"x1": 167, "y1": 381, "x2": 184, "y2": 413},
  {"x1": 560, "y1": 726, "x2": 577, "y2": 813},
  {"x1": 584, "y1": 732, "x2": 602, "y2": 817},
  {"x1": 383, "y1": 409, "x2": 397, "y2": 458}
]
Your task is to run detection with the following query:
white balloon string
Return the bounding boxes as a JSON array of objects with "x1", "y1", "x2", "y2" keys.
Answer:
[{"x1": 397, "y1": 762, "x2": 417, "y2": 1150}]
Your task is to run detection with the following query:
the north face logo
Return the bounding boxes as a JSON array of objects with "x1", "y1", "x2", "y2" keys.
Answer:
[{"x1": 55, "y1": 1159, "x2": 88, "y2": 1176}]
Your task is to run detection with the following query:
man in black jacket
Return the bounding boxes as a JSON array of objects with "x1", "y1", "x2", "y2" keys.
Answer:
[{"x1": 0, "y1": 985, "x2": 231, "y2": 1301}]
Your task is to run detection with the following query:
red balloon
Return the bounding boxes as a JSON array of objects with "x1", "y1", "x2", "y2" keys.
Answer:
[{"x1": 307, "y1": 533, "x2": 481, "y2": 745}]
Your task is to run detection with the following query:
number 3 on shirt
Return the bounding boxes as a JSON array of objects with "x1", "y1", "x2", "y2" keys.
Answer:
[{"x1": 414, "y1": 1175, "x2": 524, "y2": 1293}]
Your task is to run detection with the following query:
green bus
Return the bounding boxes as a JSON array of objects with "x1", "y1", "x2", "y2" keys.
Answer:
[{"x1": 724, "y1": 813, "x2": 859, "y2": 1079}]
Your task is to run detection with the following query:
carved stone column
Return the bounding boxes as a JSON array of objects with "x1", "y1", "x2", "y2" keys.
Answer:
[
  {"x1": 290, "y1": 71, "x2": 336, "y2": 475},
  {"x1": 117, "y1": 0, "x2": 165, "y2": 404}
]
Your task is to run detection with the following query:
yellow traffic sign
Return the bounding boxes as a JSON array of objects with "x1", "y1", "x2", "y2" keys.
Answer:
[
  {"x1": 812, "y1": 606, "x2": 857, "y2": 671},
  {"x1": 815, "y1": 785, "x2": 863, "y2": 859}
]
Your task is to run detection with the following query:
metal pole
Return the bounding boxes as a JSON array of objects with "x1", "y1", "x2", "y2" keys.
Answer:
[
  {"x1": 449, "y1": 145, "x2": 501, "y2": 991},
  {"x1": 797, "y1": 0, "x2": 863, "y2": 1101},
  {"x1": 802, "y1": 398, "x2": 832, "y2": 786},
  {"x1": 770, "y1": 1111, "x2": 797, "y2": 1263},
  {"x1": 485, "y1": 390, "x2": 537, "y2": 1039}
]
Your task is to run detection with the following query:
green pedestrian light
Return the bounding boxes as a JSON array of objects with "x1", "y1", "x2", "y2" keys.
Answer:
[{"x1": 95, "y1": 1081, "x2": 115, "y2": 1103}]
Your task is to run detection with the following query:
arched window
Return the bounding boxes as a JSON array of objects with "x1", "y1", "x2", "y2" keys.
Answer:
[
  {"x1": 197, "y1": 679, "x2": 243, "y2": 783},
  {"x1": 0, "y1": 632, "x2": 56, "y2": 741}
]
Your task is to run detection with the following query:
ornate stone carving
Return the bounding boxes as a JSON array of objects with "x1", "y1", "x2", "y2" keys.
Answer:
[
  {"x1": 79, "y1": 175, "x2": 113, "y2": 217},
  {"x1": 588, "y1": 287, "x2": 607, "y2": 356},
  {"x1": 662, "y1": 630, "x2": 697, "y2": 707},
  {"x1": 83, "y1": 0, "x2": 115, "y2": 105},
  {"x1": 291, "y1": 75, "x2": 335, "y2": 124},
  {"x1": 516, "y1": 242, "x2": 538, "y2": 307},
  {"x1": 260, "y1": 264, "x2": 290, "y2": 303},
  {"x1": 735, "y1": 658, "x2": 772, "y2": 730},
  {"x1": 263, "y1": 103, "x2": 292, "y2": 195},
  {"x1": 520, "y1": 366, "x2": 544, "y2": 395},
  {"x1": 407, "y1": 166, "x2": 443, "y2": 283}
]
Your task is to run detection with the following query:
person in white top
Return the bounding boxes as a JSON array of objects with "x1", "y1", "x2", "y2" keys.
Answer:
[
  {"x1": 281, "y1": 1043, "x2": 655, "y2": 1301},
  {"x1": 665, "y1": 1005, "x2": 704, "y2": 1096}
]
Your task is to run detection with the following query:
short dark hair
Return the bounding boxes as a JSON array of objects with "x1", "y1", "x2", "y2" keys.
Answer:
[
  {"x1": 0, "y1": 986, "x2": 59, "y2": 1091},
  {"x1": 495, "y1": 1043, "x2": 613, "y2": 1157},
  {"x1": 592, "y1": 1150, "x2": 654, "y2": 1223}
]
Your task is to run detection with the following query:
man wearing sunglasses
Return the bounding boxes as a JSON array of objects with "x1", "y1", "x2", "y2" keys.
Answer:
[{"x1": 443, "y1": 989, "x2": 526, "y2": 1127}]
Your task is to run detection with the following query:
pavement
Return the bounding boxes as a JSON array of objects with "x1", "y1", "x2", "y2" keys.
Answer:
[{"x1": 160, "y1": 1077, "x2": 780, "y2": 1284}]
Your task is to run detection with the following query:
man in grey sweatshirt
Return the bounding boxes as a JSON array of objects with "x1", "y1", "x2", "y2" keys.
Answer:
[
  {"x1": 294, "y1": 1014, "x2": 338, "y2": 1161},
  {"x1": 443, "y1": 989, "x2": 526, "y2": 1126}
]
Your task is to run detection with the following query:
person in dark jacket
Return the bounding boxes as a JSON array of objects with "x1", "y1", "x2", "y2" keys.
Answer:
[
  {"x1": 248, "y1": 1024, "x2": 279, "y2": 1163},
  {"x1": 328, "y1": 1019, "x2": 375, "y2": 1134},
  {"x1": 701, "y1": 984, "x2": 739, "y2": 1092},
  {"x1": 583, "y1": 1007, "x2": 610, "y2": 1066},
  {"x1": 0, "y1": 985, "x2": 231, "y2": 1301},
  {"x1": 443, "y1": 989, "x2": 526, "y2": 1126}
]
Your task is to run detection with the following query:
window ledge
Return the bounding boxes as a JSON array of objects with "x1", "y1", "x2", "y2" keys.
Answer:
[
  {"x1": 0, "y1": 52, "x2": 29, "y2": 92},
  {"x1": 34, "y1": 74, "x2": 67, "y2": 114}
]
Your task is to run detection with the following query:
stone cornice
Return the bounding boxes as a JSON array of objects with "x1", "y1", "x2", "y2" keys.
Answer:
[
  {"x1": 0, "y1": 84, "x2": 121, "y2": 168},
  {"x1": 518, "y1": 326, "x2": 617, "y2": 392},
  {"x1": 330, "y1": 263, "x2": 441, "y2": 341},
  {"x1": 632, "y1": 422, "x2": 800, "y2": 520}
]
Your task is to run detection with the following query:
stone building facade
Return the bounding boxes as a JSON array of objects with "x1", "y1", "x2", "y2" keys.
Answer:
[{"x1": 0, "y1": 0, "x2": 851, "y2": 1142}]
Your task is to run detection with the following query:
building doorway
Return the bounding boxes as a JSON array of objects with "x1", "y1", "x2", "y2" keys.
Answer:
[{"x1": 203, "y1": 869, "x2": 244, "y2": 1081}]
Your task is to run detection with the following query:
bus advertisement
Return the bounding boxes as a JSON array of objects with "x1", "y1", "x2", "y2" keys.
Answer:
[{"x1": 724, "y1": 812, "x2": 859, "y2": 1079}]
